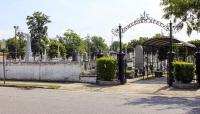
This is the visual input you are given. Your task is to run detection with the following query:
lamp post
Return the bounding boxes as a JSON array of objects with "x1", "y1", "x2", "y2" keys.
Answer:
[
  {"x1": 13, "y1": 26, "x2": 19, "y2": 61},
  {"x1": 117, "y1": 24, "x2": 126, "y2": 84}
]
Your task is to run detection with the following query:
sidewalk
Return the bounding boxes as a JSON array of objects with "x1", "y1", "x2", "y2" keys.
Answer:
[
  {"x1": 59, "y1": 76, "x2": 200, "y2": 97},
  {"x1": 1, "y1": 76, "x2": 200, "y2": 97}
]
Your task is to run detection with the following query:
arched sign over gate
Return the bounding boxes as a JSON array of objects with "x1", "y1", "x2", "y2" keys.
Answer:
[
  {"x1": 112, "y1": 12, "x2": 182, "y2": 36},
  {"x1": 112, "y1": 12, "x2": 182, "y2": 86}
]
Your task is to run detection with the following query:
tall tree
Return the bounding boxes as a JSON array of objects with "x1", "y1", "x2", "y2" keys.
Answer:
[
  {"x1": 160, "y1": 0, "x2": 200, "y2": 35},
  {"x1": 6, "y1": 38, "x2": 26, "y2": 59},
  {"x1": 61, "y1": 29, "x2": 82, "y2": 59},
  {"x1": 127, "y1": 37, "x2": 149, "y2": 53},
  {"x1": 26, "y1": 11, "x2": 51, "y2": 60},
  {"x1": 110, "y1": 41, "x2": 120, "y2": 52},
  {"x1": 48, "y1": 39, "x2": 66, "y2": 59},
  {"x1": 90, "y1": 36, "x2": 108, "y2": 58}
]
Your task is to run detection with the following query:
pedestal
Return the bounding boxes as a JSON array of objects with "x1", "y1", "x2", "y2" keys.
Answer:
[
  {"x1": 117, "y1": 53, "x2": 126, "y2": 84},
  {"x1": 167, "y1": 51, "x2": 175, "y2": 86}
]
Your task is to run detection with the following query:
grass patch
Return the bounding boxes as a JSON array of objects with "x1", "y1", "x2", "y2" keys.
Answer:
[{"x1": 0, "y1": 82, "x2": 61, "y2": 89}]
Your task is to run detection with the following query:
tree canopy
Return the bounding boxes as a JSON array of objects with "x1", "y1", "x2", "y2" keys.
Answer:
[
  {"x1": 160, "y1": 0, "x2": 200, "y2": 35},
  {"x1": 59, "y1": 29, "x2": 83, "y2": 58},
  {"x1": 6, "y1": 37, "x2": 26, "y2": 59},
  {"x1": 26, "y1": 11, "x2": 51, "y2": 59},
  {"x1": 127, "y1": 37, "x2": 149, "y2": 53},
  {"x1": 110, "y1": 41, "x2": 120, "y2": 52}
]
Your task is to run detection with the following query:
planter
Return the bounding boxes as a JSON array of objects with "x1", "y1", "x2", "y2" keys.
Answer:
[{"x1": 172, "y1": 81, "x2": 198, "y2": 89}]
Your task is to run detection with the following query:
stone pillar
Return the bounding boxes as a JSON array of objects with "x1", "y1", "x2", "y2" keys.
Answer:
[{"x1": 25, "y1": 34, "x2": 33, "y2": 62}]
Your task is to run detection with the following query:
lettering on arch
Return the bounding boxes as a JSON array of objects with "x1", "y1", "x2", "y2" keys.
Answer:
[{"x1": 112, "y1": 12, "x2": 171, "y2": 35}]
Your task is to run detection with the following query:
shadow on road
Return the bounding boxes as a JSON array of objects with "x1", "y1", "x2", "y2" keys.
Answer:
[
  {"x1": 124, "y1": 95, "x2": 200, "y2": 114},
  {"x1": 130, "y1": 76, "x2": 167, "y2": 84}
]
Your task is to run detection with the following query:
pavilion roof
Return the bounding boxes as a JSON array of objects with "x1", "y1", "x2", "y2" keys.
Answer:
[{"x1": 143, "y1": 38, "x2": 196, "y2": 48}]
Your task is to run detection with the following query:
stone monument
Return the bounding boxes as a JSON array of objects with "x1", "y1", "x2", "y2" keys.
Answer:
[
  {"x1": 42, "y1": 49, "x2": 47, "y2": 62},
  {"x1": 135, "y1": 45, "x2": 144, "y2": 68},
  {"x1": 25, "y1": 34, "x2": 33, "y2": 62}
]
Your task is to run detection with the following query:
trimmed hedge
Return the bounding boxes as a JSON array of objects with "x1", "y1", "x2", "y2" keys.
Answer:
[
  {"x1": 173, "y1": 61, "x2": 195, "y2": 83},
  {"x1": 96, "y1": 57, "x2": 117, "y2": 81}
]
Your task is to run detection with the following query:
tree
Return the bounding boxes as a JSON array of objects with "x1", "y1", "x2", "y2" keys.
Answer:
[
  {"x1": 160, "y1": 0, "x2": 200, "y2": 35},
  {"x1": 188, "y1": 40, "x2": 200, "y2": 55},
  {"x1": 110, "y1": 41, "x2": 120, "y2": 52},
  {"x1": 48, "y1": 39, "x2": 66, "y2": 59},
  {"x1": 26, "y1": 11, "x2": 51, "y2": 60},
  {"x1": 90, "y1": 36, "x2": 108, "y2": 58},
  {"x1": 91, "y1": 36, "x2": 108, "y2": 51},
  {"x1": 60, "y1": 29, "x2": 82, "y2": 59},
  {"x1": 6, "y1": 38, "x2": 26, "y2": 59},
  {"x1": 126, "y1": 37, "x2": 149, "y2": 53},
  {"x1": 122, "y1": 43, "x2": 127, "y2": 52},
  {"x1": 188, "y1": 40, "x2": 200, "y2": 49}
]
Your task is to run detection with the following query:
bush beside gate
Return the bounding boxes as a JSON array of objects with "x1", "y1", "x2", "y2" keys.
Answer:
[
  {"x1": 173, "y1": 61, "x2": 195, "y2": 83},
  {"x1": 96, "y1": 57, "x2": 117, "y2": 81}
]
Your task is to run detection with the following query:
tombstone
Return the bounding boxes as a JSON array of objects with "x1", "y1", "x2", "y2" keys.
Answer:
[
  {"x1": 25, "y1": 34, "x2": 33, "y2": 62},
  {"x1": 127, "y1": 53, "x2": 134, "y2": 70},
  {"x1": 57, "y1": 45, "x2": 61, "y2": 59},
  {"x1": 135, "y1": 45, "x2": 144, "y2": 68},
  {"x1": 72, "y1": 50, "x2": 78, "y2": 61},
  {"x1": 83, "y1": 52, "x2": 88, "y2": 61},
  {"x1": 96, "y1": 50, "x2": 103, "y2": 58},
  {"x1": 83, "y1": 52, "x2": 88, "y2": 70}
]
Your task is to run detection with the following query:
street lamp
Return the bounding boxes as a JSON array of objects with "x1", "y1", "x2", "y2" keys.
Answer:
[{"x1": 13, "y1": 26, "x2": 19, "y2": 61}]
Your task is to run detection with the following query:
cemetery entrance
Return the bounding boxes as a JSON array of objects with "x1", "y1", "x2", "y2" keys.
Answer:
[{"x1": 112, "y1": 12, "x2": 183, "y2": 86}]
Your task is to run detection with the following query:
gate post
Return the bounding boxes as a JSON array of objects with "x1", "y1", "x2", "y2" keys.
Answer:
[
  {"x1": 118, "y1": 24, "x2": 126, "y2": 84},
  {"x1": 195, "y1": 51, "x2": 200, "y2": 84},
  {"x1": 167, "y1": 21, "x2": 175, "y2": 86}
]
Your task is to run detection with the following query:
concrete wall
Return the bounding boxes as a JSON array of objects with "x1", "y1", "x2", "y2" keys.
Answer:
[
  {"x1": 0, "y1": 62, "x2": 81, "y2": 82},
  {"x1": 80, "y1": 76, "x2": 96, "y2": 84}
]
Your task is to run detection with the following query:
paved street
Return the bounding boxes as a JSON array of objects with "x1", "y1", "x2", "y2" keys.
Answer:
[{"x1": 0, "y1": 87, "x2": 199, "y2": 114}]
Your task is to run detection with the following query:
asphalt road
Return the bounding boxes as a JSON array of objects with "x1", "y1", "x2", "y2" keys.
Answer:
[{"x1": 0, "y1": 87, "x2": 199, "y2": 114}]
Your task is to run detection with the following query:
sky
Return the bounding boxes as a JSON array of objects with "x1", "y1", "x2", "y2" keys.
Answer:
[{"x1": 0, "y1": 0, "x2": 199, "y2": 45}]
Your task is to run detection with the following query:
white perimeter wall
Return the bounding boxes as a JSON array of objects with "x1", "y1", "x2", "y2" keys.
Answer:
[{"x1": 0, "y1": 63, "x2": 81, "y2": 82}]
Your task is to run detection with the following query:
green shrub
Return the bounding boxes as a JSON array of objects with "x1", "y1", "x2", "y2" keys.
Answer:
[
  {"x1": 173, "y1": 61, "x2": 195, "y2": 83},
  {"x1": 96, "y1": 57, "x2": 117, "y2": 81}
]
